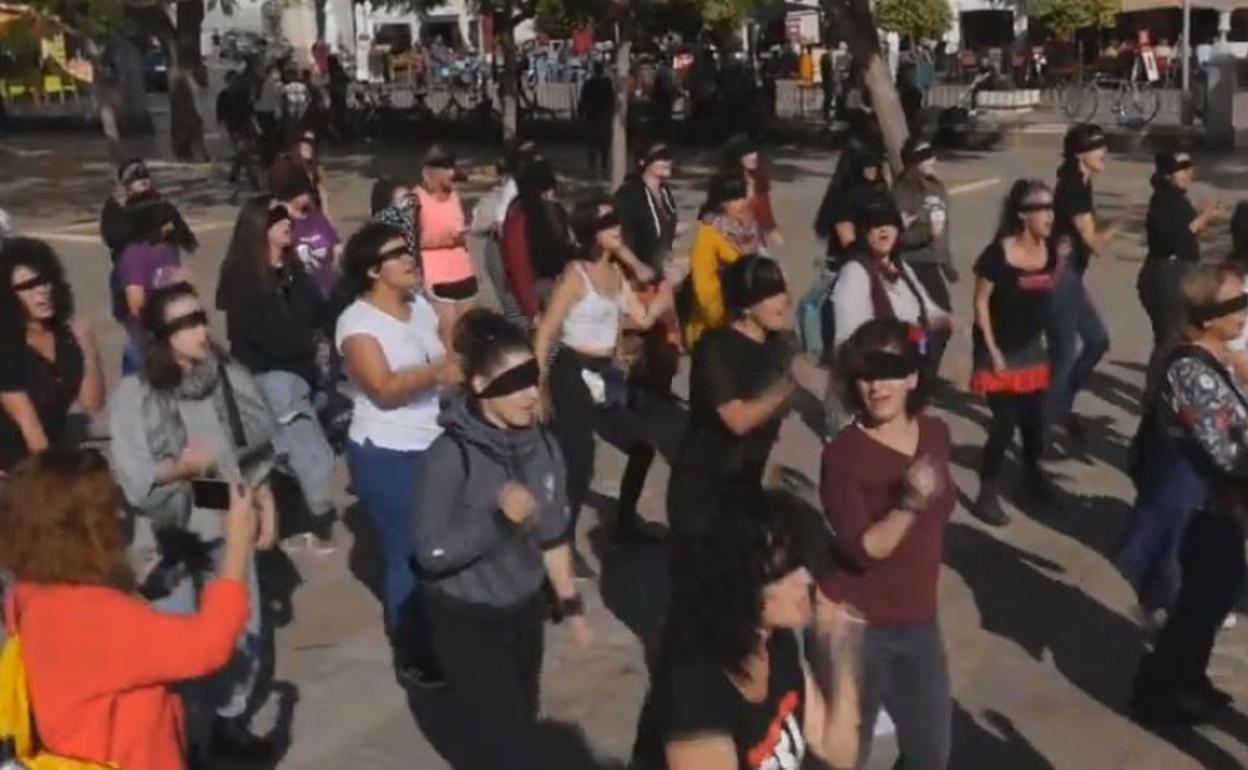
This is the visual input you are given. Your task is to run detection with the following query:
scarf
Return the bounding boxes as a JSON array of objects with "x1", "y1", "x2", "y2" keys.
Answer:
[
  {"x1": 139, "y1": 356, "x2": 275, "y2": 527},
  {"x1": 705, "y1": 213, "x2": 761, "y2": 255},
  {"x1": 857, "y1": 252, "x2": 928, "y2": 330}
]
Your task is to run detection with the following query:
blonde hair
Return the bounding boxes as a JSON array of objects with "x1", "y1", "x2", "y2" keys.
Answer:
[{"x1": 1178, "y1": 264, "x2": 1243, "y2": 342}]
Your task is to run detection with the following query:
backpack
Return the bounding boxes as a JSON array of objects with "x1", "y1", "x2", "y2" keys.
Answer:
[
  {"x1": 0, "y1": 593, "x2": 116, "y2": 770},
  {"x1": 795, "y1": 266, "x2": 838, "y2": 363}
]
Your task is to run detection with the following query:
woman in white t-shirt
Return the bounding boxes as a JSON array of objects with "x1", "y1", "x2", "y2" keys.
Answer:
[{"x1": 336, "y1": 221, "x2": 458, "y2": 688}]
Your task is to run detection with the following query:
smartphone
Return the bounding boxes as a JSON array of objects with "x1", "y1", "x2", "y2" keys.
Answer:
[{"x1": 191, "y1": 478, "x2": 230, "y2": 510}]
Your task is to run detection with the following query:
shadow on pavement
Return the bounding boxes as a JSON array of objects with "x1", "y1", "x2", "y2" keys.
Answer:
[
  {"x1": 944, "y1": 521, "x2": 1240, "y2": 767},
  {"x1": 951, "y1": 703, "x2": 1054, "y2": 769}
]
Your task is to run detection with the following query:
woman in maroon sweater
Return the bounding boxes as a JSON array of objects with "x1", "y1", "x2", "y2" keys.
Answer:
[{"x1": 819, "y1": 318, "x2": 955, "y2": 770}]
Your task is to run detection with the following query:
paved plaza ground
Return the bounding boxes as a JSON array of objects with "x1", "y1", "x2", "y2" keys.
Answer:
[{"x1": 8, "y1": 127, "x2": 1248, "y2": 769}]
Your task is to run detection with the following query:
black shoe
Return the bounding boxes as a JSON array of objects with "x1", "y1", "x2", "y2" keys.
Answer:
[
  {"x1": 1195, "y1": 677, "x2": 1234, "y2": 710},
  {"x1": 396, "y1": 659, "x2": 447, "y2": 690},
  {"x1": 612, "y1": 518, "x2": 667, "y2": 545},
  {"x1": 971, "y1": 481, "x2": 1010, "y2": 526},
  {"x1": 211, "y1": 717, "x2": 274, "y2": 761},
  {"x1": 1022, "y1": 466, "x2": 1060, "y2": 509}
]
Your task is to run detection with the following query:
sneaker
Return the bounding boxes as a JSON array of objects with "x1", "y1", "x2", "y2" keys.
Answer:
[
  {"x1": 280, "y1": 532, "x2": 338, "y2": 555},
  {"x1": 396, "y1": 660, "x2": 447, "y2": 690},
  {"x1": 1128, "y1": 605, "x2": 1167, "y2": 634},
  {"x1": 1224, "y1": 613, "x2": 1239, "y2": 631},
  {"x1": 210, "y1": 717, "x2": 274, "y2": 761},
  {"x1": 970, "y1": 481, "x2": 1010, "y2": 527}
]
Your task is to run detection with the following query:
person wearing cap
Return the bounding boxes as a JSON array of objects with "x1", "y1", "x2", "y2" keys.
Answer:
[
  {"x1": 1130, "y1": 264, "x2": 1248, "y2": 725},
  {"x1": 819, "y1": 318, "x2": 955, "y2": 769},
  {"x1": 417, "y1": 145, "x2": 478, "y2": 344},
  {"x1": 685, "y1": 173, "x2": 763, "y2": 347},
  {"x1": 500, "y1": 158, "x2": 574, "y2": 325},
  {"x1": 830, "y1": 192, "x2": 950, "y2": 353},
  {"x1": 720, "y1": 134, "x2": 782, "y2": 248},
  {"x1": 894, "y1": 138, "x2": 956, "y2": 323},
  {"x1": 100, "y1": 159, "x2": 155, "y2": 264},
  {"x1": 1047, "y1": 123, "x2": 1114, "y2": 446},
  {"x1": 1140, "y1": 151, "x2": 1224, "y2": 350},
  {"x1": 814, "y1": 139, "x2": 889, "y2": 267},
  {"x1": 969, "y1": 180, "x2": 1060, "y2": 527},
  {"x1": 534, "y1": 195, "x2": 674, "y2": 548},
  {"x1": 271, "y1": 160, "x2": 340, "y2": 299},
  {"x1": 667, "y1": 255, "x2": 798, "y2": 541}
]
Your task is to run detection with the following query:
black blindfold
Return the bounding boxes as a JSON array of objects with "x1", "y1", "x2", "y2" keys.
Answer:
[
  {"x1": 859, "y1": 350, "x2": 919, "y2": 381},
  {"x1": 268, "y1": 205, "x2": 291, "y2": 228},
  {"x1": 157, "y1": 310, "x2": 209, "y2": 338},
  {"x1": 594, "y1": 212, "x2": 621, "y2": 232},
  {"x1": 11, "y1": 274, "x2": 51, "y2": 292},
  {"x1": 476, "y1": 359, "x2": 540, "y2": 399},
  {"x1": 1191, "y1": 293, "x2": 1248, "y2": 325}
]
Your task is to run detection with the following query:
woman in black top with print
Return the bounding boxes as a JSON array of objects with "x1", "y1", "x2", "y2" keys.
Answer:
[
  {"x1": 969, "y1": 181, "x2": 1059, "y2": 527},
  {"x1": 0, "y1": 238, "x2": 104, "y2": 473},
  {"x1": 1139, "y1": 151, "x2": 1224, "y2": 349},
  {"x1": 667, "y1": 255, "x2": 796, "y2": 540},
  {"x1": 814, "y1": 142, "x2": 888, "y2": 266},
  {"x1": 633, "y1": 511, "x2": 859, "y2": 770}
]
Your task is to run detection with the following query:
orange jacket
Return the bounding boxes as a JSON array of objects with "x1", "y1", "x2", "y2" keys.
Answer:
[{"x1": 10, "y1": 579, "x2": 248, "y2": 770}]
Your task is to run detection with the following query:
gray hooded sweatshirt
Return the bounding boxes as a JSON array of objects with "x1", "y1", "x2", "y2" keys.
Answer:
[{"x1": 412, "y1": 392, "x2": 569, "y2": 609}]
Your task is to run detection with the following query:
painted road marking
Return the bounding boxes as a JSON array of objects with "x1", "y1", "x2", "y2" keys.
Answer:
[
  {"x1": 26, "y1": 218, "x2": 235, "y2": 243},
  {"x1": 949, "y1": 178, "x2": 1001, "y2": 196}
]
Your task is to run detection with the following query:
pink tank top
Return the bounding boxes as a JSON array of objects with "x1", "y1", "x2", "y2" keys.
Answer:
[{"x1": 416, "y1": 187, "x2": 474, "y2": 286}]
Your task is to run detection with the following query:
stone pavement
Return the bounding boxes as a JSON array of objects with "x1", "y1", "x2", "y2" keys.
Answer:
[{"x1": 8, "y1": 133, "x2": 1248, "y2": 769}]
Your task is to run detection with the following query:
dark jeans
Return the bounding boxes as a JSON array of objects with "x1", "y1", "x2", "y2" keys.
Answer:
[
  {"x1": 981, "y1": 390, "x2": 1046, "y2": 481},
  {"x1": 549, "y1": 348, "x2": 655, "y2": 536},
  {"x1": 1137, "y1": 258, "x2": 1190, "y2": 350},
  {"x1": 226, "y1": 131, "x2": 260, "y2": 189},
  {"x1": 857, "y1": 619, "x2": 952, "y2": 770},
  {"x1": 346, "y1": 439, "x2": 431, "y2": 664},
  {"x1": 1135, "y1": 512, "x2": 1246, "y2": 702},
  {"x1": 585, "y1": 120, "x2": 610, "y2": 176},
  {"x1": 427, "y1": 591, "x2": 545, "y2": 770},
  {"x1": 1046, "y1": 268, "x2": 1109, "y2": 426}
]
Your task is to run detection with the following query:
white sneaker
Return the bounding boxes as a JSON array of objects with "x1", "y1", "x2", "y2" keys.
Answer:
[
  {"x1": 1128, "y1": 605, "x2": 1167, "y2": 633},
  {"x1": 1224, "y1": 613, "x2": 1239, "y2": 631},
  {"x1": 280, "y1": 532, "x2": 337, "y2": 556},
  {"x1": 874, "y1": 708, "x2": 896, "y2": 737}
]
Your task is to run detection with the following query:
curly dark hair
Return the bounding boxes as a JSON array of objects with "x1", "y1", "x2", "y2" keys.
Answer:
[
  {"x1": 0, "y1": 449, "x2": 133, "y2": 589},
  {"x1": 661, "y1": 511, "x2": 799, "y2": 676},
  {"x1": 836, "y1": 318, "x2": 931, "y2": 416},
  {"x1": 0, "y1": 237, "x2": 75, "y2": 341},
  {"x1": 341, "y1": 221, "x2": 407, "y2": 299}
]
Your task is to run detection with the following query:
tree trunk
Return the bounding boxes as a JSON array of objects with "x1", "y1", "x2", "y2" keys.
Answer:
[
  {"x1": 829, "y1": 0, "x2": 909, "y2": 172},
  {"x1": 498, "y1": 23, "x2": 518, "y2": 144},
  {"x1": 168, "y1": 0, "x2": 208, "y2": 162},
  {"x1": 98, "y1": 34, "x2": 153, "y2": 140},
  {"x1": 610, "y1": 39, "x2": 631, "y2": 189}
]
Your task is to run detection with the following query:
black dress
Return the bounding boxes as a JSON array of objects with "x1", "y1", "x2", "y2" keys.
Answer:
[
  {"x1": 632, "y1": 631, "x2": 808, "y2": 770},
  {"x1": 0, "y1": 328, "x2": 85, "y2": 471},
  {"x1": 666, "y1": 326, "x2": 791, "y2": 537}
]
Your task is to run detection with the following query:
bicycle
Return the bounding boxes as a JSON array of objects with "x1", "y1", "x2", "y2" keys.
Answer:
[{"x1": 1060, "y1": 55, "x2": 1161, "y2": 128}]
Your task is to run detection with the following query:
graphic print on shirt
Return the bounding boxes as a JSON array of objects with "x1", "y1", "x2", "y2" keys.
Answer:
[{"x1": 745, "y1": 691, "x2": 806, "y2": 770}]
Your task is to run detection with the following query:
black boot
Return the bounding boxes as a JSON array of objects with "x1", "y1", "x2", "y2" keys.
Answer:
[
  {"x1": 971, "y1": 479, "x2": 1010, "y2": 526},
  {"x1": 211, "y1": 717, "x2": 275, "y2": 761}
]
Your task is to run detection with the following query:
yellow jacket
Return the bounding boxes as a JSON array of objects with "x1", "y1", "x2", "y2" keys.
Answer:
[{"x1": 685, "y1": 222, "x2": 742, "y2": 346}]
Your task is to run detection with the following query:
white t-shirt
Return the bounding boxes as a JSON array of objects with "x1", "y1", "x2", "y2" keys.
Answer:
[
  {"x1": 335, "y1": 296, "x2": 445, "y2": 451},
  {"x1": 832, "y1": 259, "x2": 949, "y2": 346},
  {"x1": 494, "y1": 177, "x2": 519, "y2": 229}
]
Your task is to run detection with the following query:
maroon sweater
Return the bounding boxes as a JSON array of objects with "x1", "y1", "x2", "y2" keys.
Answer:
[{"x1": 818, "y1": 415, "x2": 955, "y2": 626}]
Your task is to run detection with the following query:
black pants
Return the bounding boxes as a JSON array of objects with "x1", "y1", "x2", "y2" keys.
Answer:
[
  {"x1": 226, "y1": 132, "x2": 260, "y2": 189},
  {"x1": 428, "y1": 592, "x2": 545, "y2": 770},
  {"x1": 981, "y1": 391, "x2": 1045, "y2": 481},
  {"x1": 1138, "y1": 258, "x2": 1190, "y2": 350},
  {"x1": 585, "y1": 122, "x2": 610, "y2": 176},
  {"x1": 1136, "y1": 512, "x2": 1247, "y2": 703},
  {"x1": 549, "y1": 348, "x2": 655, "y2": 536}
]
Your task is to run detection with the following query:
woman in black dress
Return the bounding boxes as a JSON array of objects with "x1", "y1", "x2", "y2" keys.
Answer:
[
  {"x1": 0, "y1": 238, "x2": 104, "y2": 473},
  {"x1": 667, "y1": 255, "x2": 795, "y2": 540}
]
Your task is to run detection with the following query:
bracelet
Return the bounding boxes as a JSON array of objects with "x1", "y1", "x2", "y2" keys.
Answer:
[{"x1": 558, "y1": 594, "x2": 585, "y2": 618}]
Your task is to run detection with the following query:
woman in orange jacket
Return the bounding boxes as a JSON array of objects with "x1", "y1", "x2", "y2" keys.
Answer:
[
  {"x1": 685, "y1": 173, "x2": 763, "y2": 346},
  {"x1": 0, "y1": 450, "x2": 256, "y2": 770}
]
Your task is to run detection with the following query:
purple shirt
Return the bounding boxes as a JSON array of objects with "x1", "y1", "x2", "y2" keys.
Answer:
[
  {"x1": 291, "y1": 211, "x2": 340, "y2": 296},
  {"x1": 116, "y1": 241, "x2": 183, "y2": 335}
]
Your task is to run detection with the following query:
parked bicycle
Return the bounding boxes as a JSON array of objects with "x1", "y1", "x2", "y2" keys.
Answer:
[{"x1": 1060, "y1": 55, "x2": 1162, "y2": 128}]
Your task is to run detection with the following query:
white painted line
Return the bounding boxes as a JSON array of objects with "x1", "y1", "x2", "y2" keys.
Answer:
[
  {"x1": 949, "y1": 178, "x2": 1002, "y2": 196},
  {"x1": 26, "y1": 218, "x2": 235, "y2": 243}
]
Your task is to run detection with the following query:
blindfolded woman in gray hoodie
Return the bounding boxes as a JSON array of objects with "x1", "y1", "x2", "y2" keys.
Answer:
[{"x1": 412, "y1": 308, "x2": 591, "y2": 769}]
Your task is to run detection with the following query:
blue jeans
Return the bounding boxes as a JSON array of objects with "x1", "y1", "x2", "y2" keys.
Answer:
[
  {"x1": 1046, "y1": 268, "x2": 1109, "y2": 425},
  {"x1": 346, "y1": 439, "x2": 425, "y2": 634},
  {"x1": 255, "y1": 371, "x2": 335, "y2": 519},
  {"x1": 857, "y1": 619, "x2": 952, "y2": 770}
]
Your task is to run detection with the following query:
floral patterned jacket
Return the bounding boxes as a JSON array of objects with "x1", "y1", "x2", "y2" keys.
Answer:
[{"x1": 1162, "y1": 349, "x2": 1248, "y2": 480}]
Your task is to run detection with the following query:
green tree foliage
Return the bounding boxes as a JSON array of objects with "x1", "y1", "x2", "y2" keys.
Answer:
[
  {"x1": 873, "y1": 0, "x2": 952, "y2": 41},
  {"x1": 1027, "y1": 0, "x2": 1116, "y2": 40}
]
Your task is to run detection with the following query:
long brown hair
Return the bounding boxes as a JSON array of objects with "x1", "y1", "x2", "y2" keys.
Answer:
[
  {"x1": 0, "y1": 450, "x2": 134, "y2": 589},
  {"x1": 218, "y1": 195, "x2": 296, "y2": 308}
]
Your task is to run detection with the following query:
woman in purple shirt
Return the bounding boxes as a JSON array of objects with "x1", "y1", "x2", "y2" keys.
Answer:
[{"x1": 117, "y1": 198, "x2": 196, "y2": 373}]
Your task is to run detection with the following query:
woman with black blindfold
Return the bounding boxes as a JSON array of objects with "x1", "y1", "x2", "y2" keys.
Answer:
[
  {"x1": 1139, "y1": 151, "x2": 1225, "y2": 350},
  {"x1": 108, "y1": 282, "x2": 279, "y2": 761},
  {"x1": 535, "y1": 195, "x2": 674, "y2": 552},
  {"x1": 969, "y1": 180, "x2": 1060, "y2": 526},
  {"x1": 413, "y1": 309, "x2": 591, "y2": 768},
  {"x1": 667, "y1": 255, "x2": 797, "y2": 540},
  {"x1": 720, "y1": 134, "x2": 782, "y2": 248},
  {"x1": 217, "y1": 196, "x2": 338, "y2": 553},
  {"x1": 1128, "y1": 264, "x2": 1248, "y2": 725},
  {"x1": 819, "y1": 319, "x2": 955, "y2": 770},
  {"x1": 501, "y1": 158, "x2": 575, "y2": 324},
  {"x1": 685, "y1": 173, "x2": 763, "y2": 346},
  {"x1": 0, "y1": 238, "x2": 104, "y2": 474}
]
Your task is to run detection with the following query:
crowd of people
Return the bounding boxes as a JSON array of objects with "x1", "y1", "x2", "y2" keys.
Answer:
[{"x1": 4, "y1": 110, "x2": 1248, "y2": 770}]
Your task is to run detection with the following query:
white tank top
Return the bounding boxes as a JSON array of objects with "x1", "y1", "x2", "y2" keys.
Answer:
[{"x1": 561, "y1": 262, "x2": 623, "y2": 352}]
